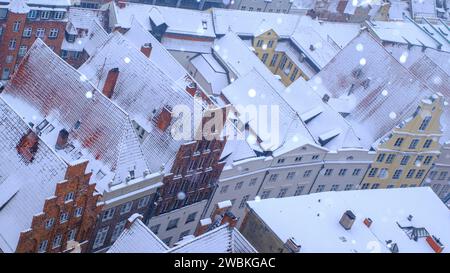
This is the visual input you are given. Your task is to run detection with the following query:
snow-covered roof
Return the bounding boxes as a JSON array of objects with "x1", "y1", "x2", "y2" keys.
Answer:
[
  {"x1": 79, "y1": 32, "x2": 205, "y2": 172},
  {"x1": 82, "y1": 19, "x2": 109, "y2": 56},
  {"x1": 190, "y1": 54, "x2": 229, "y2": 96},
  {"x1": 367, "y1": 19, "x2": 450, "y2": 53},
  {"x1": 110, "y1": 2, "x2": 215, "y2": 38},
  {"x1": 310, "y1": 31, "x2": 435, "y2": 148},
  {"x1": 411, "y1": 0, "x2": 437, "y2": 18},
  {"x1": 1, "y1": 39, "x2": 149, "y2": 192},
  {"x1": 108, "y1": 217, "x2": 256, "y2": 253},
  {"x1": 247, "y1": 187, "x2": 450, "y2": 253},
  {"x1": 291, "y1": 0, "x2": 316, "y2": 10},
  {"x1": 212, "y1": 8, "x2": 301, "y2": 38},
  {"x1": 169, "y1": 224, "x2": 257, "y2": 253},
  {"x1": 221, "y1": 69, "x2": 316, "y2": 152},
  {"x1": 0, "y1": 97, "x2": 67, "y2": 252},
  {"x1": 7, "y1": 0, "x2": 29, "y2": 13},
  {"x1": 68, "y1": 7, "x2": 105, "y2": 30},
  {"x1": 122, "y1": 18, "x2": 188, "y2": 83},
  {"x1": 107, "y1": 216, "x2": 169, "y2": 253},
  {"x1": 0, "y1": 0, "x2": 71, "y2": 7}
]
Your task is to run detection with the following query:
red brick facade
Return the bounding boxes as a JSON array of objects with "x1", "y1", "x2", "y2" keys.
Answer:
[
  {"x1": 0, "y1": 6, "x2": 67, "y2": 80},
  {"x1": 15, "y1": 160, "x2": 103, "y2": 253}
]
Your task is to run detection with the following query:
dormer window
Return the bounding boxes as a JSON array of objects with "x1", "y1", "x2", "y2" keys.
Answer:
[
  {"x1": 27, "y1": 10, "x2": 37, "y2": 19},
  {"x1": 202, "y1": 20, "x2": 207, "y2": 30}
]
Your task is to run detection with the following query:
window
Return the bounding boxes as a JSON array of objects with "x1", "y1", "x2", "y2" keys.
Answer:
[
  {"x1": 277, "y1": 158, "x2": 285, "y2": 164},
  {"x1": 41, "y1": 11, "x2": 51, "y2": 20},
  {"x1": 92, "y1": 227, "x2": 109, "y2": 249},
  {"x1": 167, "y1": 218, "x2": 179, "y2": 231},
  {"x1": 256, "y1": 40, "x2": 263, "y2": 47},
  {"x1": 384, "y1": 154, "x2": 396, "y2": 164},
  {"x1": 241, "y1": 6, "x2": 246, "y2": 10},
  {"x1": 378, "y1": 168, "x2": 388, "y2": 178},
  {"x1": 269, "y1": 174, "x2": 278, "y2": 182},
  {"x1": 376, "y1": 153, "x2": 386, "y2": 162},
  {"x1": 18, "y1": 45, "x2": 27, "y2": 57},
  {"x1": 239, "y1": 195, "x2": 250, "y2": 208},
  {"x1": 137, "y1": 196, "x2": 150, "y2": 209},
  {"x1": 268, "y1": 40, "x2": 274, "y2": 48},
  {"x1": 8, "y1": 39, "x2": 16, "y2": 50},
  {"x1": 64, "y1": 192, "x2": 74, "y2": 202},
  {"x1": 352, "y1": 169, "x2": 361, "y2": 176},
  {"x1": 419, "y1": 116, "x2": 432, "y2": 131},
  {"x1": 120, "y1": 202, "x2": 133, "y2": 215},
  {"x1": 338, "y1": 169, "x2": 347, "y2": 176},
  {"x1": 28, "y1": 10, "x2": 37, "y2": 19},
  {"x1": 53, "y1": 234, "x2": 62, "y2": 248},
  {"x1": 400, "y1": 155, "x2": 410, "y2": 166},
  {"x1": 220, "y1": 185, "x2": 229, "y2": 194},
  {"x1": 269, "y1": 54, "x2": 279, "y2": 67},
  {"x1": 344, "y1": 184, "x2": 353, "y2": 191},
  {"x1": 312, "y1": 155, "x2": 319, "y2": 160},
  {"x1": 60, "y1": 212, "x2": 69, "y2": 223},
  {"x1": 249, "y1": 178, "x2": 257, "y2": 186},
  {"x1": 415, "y1": 170, "x2": 425, "y2": 179},
  {"x1": 330, "y1": 184, "x2": 339, "y2": 191},
  {"x1": 394, "y1": 138, "x2": 404, "y2": 147},
  {"x1": 261, "y1": 53, "x2": 269, "y2": 64},
  {"x1": 13, "y1": 21, "x2": 20, "y2": 32},
  {"x1": 179, "y1": 230, "x2": 191, "y2": 241},
  {"x1": 393, "y1": 169, "x2": 403, "y2": 179},
  {"x1": 406, "y1": 169, "x2": 416, "y2": 179},
  {"x1": 361, "y1": 183, "x2": 370, "y2": 189},
  {"x1": 416, "y1": 155, "x2": 424, "y2": 164},
  {"x1": 368, "y1": 168, "x2": 378, "y2": 177},
  {"x1": 371, "y1": 183, "x2": 380, "y2": 189},
  {"x1": 68, "y1": 229, "x2": 77, "y2": 241},
  {"x1": 294, "y1": 156, "x2": 302, "y2": 162},
  {"x1": 54, "y1": 11, "x2": 65, "y2": 20},
  {"x1": 74, "y1": 207, "x2": 83, "y2": 217},
  {"x1": 316, "y1": 185, "x2": 325, "y2": 192},
  {"x1": 409, "y1": 139, "x2": 420, "y2": 149},
  {"x1": 38, "y1": 240, "x2": 48, "y2": 253},
  {"x1": 400, "y1": 184, "x2": 408, "y2": 188},
  {"x1": 150, "y1": 224, "x2": 160, "y2": 234},
  {"x1": 424, "y1": 156, "x2": 433, "y2": 165},
  {"x1": 438, "y1": 171, "x2": 448, "y2": 180},
  {"x1": 423, "y1": 139, "x2": 433, "y2": 148},
  {"x1": 5, "y1": 55, "x2": 12, "y2": 63},
  {"x1": 45, "y1": 218, "x2": 54, "y2": 230},
  {"x1": 36, "y1": 28, "x2": 45, "y2": 38},
  {"x1": 324, "y1": 169, "x2": 333, "y2": 176},
  {"x1": 102, "y1": 208, "x2": 115, "y2": 221},
  {"x1": 279, "y1": 55, "x2": 287, "y2": 69},
  {"x1": 261, "y1": 190, "x2": 271, "y2": 199},
  {"x1": 277, "y1": 188, "x2": 288, "y2": 198},
  {"x1": 303, "y1": 170, "x2": 312, "y2": 177},
  {"x1": 23, "y1": 27, "x2": 32, "y2": 38},
  {"x1": 48, "y1": 28, "x2": 58, "y2": 39},
  {"x1": 286, "y1": 172, "x2": 296, "y2": 180},
  {"x1": 235, "y1": 181, "x2": 244, "y2": 190},
  {"x1": 185, "y1": 212, "x2": 197, "y2": 224},
  {"x1": 111, "y1": 220, "x2": 126, "y2": 242},
  {"x1": 428, "y1": 171, "x2": 437, "y2": 180},
  {"x1": 387, "y1": 185, "x2": 395, "y2": 189},
  {"x1": 290, "y1": 68, "x2": 299, "y2": 81},
  {"x1": 294, "y1": 185, "x2": 304, "y2": 196}
]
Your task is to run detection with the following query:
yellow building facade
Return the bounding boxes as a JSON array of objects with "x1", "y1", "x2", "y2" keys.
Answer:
[
  {"x1": 252, "y1": 29, "x2": 308, "y2": 86},
  {"x1": 362, "y1": 93, "x2": 444, "y2": 189}
]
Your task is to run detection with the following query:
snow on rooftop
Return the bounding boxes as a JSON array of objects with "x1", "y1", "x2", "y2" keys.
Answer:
[
  {"x1": 1, "y1": 39, "x2": 149, "y2": 192},
  {"x1": 0, "y1": 0, "x2": 71, "y2": 7},
  {"x1": 310, "y1": 31, "x2": 435, "y2": 148},
  {"x1": 190, "y1": 54, "x2": 229, "y2": 96},
  {"x1": 247, "y1": 187, "x2": 450, "y2": 253},
  {"x1": 0, "y1": 98, "x2": 67, "y2": 252}
]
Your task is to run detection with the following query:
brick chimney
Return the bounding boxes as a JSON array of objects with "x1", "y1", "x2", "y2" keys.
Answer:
[
  {"x1": 186, "y1": 81, "x2": 197, "y2": 96},
  {"x1": 126, "y1": 213, "x2": 143, "y2": 229},
  {"x1": 220, "y1": 211, "x2": 238, "y2": 228},
  {"x1": 363, "y1": 217, "x2": 373, "y2": 228},
  {"x1": 154, "y1": 106, "x2": 172, "y2": 132},
  {"x1": 339, "y1": 210, "x2": 356, "y2": 230},
  {"x1": 284, "y1": 237, "x2": 301, "y2": 253},
  {"x1": 55, "y1": 129, "x2": 69, "y2": 150},
  {"x1": 195, "y1": 218, "x2": 212, "y2": 236},
  {"x1": 116, "y1": 0, "x2": 126, "y2": 9},
  {"x1": 141, "y1": 43, "x2": 152, "y2": 58},
  {"x1": 16, "y1": 130, "x2": 39, "y2": 162},
  {"x1": 102, "y1": 68, "x2": 119, "y2": 99}
]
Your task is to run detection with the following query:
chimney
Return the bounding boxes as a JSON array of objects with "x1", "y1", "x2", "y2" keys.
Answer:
[
  {"x1": 220, "y1": 211, "x2": 238, "y2": 228},
  {"x1": 16, "y1": 130, "x2": 39, "y2": 162},
  {"x1": 125, "y1": 213, "x2": 143, "y2": 229},
  {"x1": 284, "y1": 237, "x2": 301, "y2": 253},
  {"x1": 55, "y1": 129, "x2": 69, "y2": 150},
  {"x1": 117, "y1": 1, "x2": 126, "y2": 9},
  {"x1": 102, "y1": 68, "x2": 119, "y2": 99},
  {"x1": 363, "y1": 217, "x2": 372, "y2": 228},
  {"x1": 339, "y1": 210, "x2": 356, "y2": 230},
  {"x1": 140, "y1": 43, "x2": 152, "y2": 58},
  {"x1": 426, "y1": 235, "x2": 444, "y2": 253},
  {"x1": 154, "y1": 106, "x2": 172, "y2": 132},
  {"x1": 186, "y1": 81, "x2": 197, "y2": 96},
  {"x1": 195, "y1": 218, "x2": 212, "y2": 236}
]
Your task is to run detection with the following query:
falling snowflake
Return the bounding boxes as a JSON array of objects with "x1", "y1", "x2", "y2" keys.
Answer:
[
  {"x1": 381, "y1": 89, "x2": 389, "y2": 96},
  {"x1": 399, "y1": 52, "x2": 408, "y2": 64},
  {"x1": 359, "y1": 58, "x2": 367, "y2": 66},
  {"x1": 356, "y1": 43, "x2": 364, "y2": 52},
  {"x1": 389, "y1": 112, "x2": 397, "y2": 119},
  {"x1": 248, "y1": 88, "x2": 256, "y2": 97},
  {"x1": 177, "y1": 191, "x2": 186, "y2": 200},
  {"x1": 124, "y1": 57, "x2": 131, "y2": 64},
  {"x1": 85, "y1": 91, "x2": 93, "y2": 99}
]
